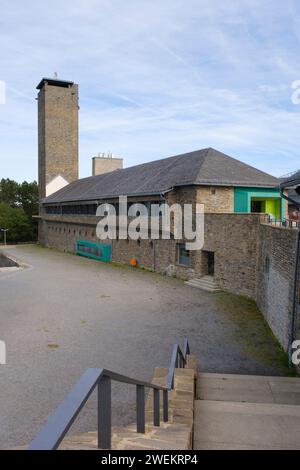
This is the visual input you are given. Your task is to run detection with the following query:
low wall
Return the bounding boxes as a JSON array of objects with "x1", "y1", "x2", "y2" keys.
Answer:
[
  {"x1": 202, "y1": 214, "x2": 260, "y2": 297},
  {"x1": 0, "y1": 252, "x2": 19, "y2": 268},
  {"x1": 256, "y1": 224, "x2": 296, "y2": 351}
]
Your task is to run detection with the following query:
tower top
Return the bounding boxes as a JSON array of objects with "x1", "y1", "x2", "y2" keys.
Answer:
[{"x1": 36, "y1": 77, "x2": 74, "y2": 90}]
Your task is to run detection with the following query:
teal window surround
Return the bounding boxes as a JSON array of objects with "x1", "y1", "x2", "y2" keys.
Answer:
[{"x1": 234, "y1": 187, "x2": 284, "y2": 220}]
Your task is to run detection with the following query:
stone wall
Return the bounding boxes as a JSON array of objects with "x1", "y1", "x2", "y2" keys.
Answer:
[
  {"x1": 196, "y1": 186, "x2": 234, "y2": 213},
  {"x1": 38, "y1": 216, "x2": 98, "y2": 253},
  {"x1": 39, "y1": 212, "x2": 261, "y2": 293},
  {"x1": 256, "y1": 224, "x2": 296, "y2": 351},
  {"x1": 166, "y1": 185, "x2": 234, "y2": 214},
  {"x1": 39, "y1": 204, "x2": 298, "y2": 353},
  {"x1": 92, "y1": 156, "x2": 123, "y2": 176},
  {"x1": 201, "y1": 213, "x2": 260, "y2": 297}
]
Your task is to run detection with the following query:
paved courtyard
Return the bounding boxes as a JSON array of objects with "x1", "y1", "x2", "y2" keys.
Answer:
[{"x1": 0, "y1": 244, "x2": 293, "y2": 449}]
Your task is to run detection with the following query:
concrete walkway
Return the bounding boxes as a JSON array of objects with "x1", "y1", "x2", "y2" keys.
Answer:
[
  {"x1": 0, "y1": 245, "x2": 295, "y2": 449},
  {"x1": 194, "y1": 373, "x2": 300, "y2": 449}
]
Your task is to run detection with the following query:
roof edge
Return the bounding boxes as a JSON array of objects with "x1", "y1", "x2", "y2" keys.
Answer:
[{"x1": 37, "y1": 78, "x2": 74, "y2": 90}]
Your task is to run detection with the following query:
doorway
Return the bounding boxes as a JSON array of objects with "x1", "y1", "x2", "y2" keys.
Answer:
[
  {"x1": 251, "y1": 200, "x2": 265, "y2": 213},
  {"x1": 202, "y1": 250, "x2": 215, "y2": 276}
]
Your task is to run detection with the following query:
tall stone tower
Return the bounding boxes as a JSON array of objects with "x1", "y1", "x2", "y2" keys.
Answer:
[{"x1": 37, "y1": 78, "x2": 79, "y2": 199}]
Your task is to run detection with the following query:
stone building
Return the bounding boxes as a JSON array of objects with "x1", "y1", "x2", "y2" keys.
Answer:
[
  {"x1": 37, "y1": 77, "x2": 298, "y2": 355},
  {"x1": 39, "y1": 147, "x2": 284, "y2": 288}
]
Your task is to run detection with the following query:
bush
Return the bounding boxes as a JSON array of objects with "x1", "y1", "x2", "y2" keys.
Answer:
[
  {"x1": 0, "y1": 179, "x2": 38, "y2": 242},
  {"x1": 0, "y1": 203, "x2": 35, "y2": 243}
]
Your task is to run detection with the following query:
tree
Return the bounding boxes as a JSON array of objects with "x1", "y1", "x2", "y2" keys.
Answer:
[
  {"x1": 0, "y1": 203, "x2": 34, "y2": 243},
  {"x1": 0, "y1": 179, "x2": 39, "y2": 242},
  {"x1": 0, "y1": 178, "x2": 19, "y2": 207},
  {"x1": 17, "y1": 181, "x2": 39, "y2": 218}
]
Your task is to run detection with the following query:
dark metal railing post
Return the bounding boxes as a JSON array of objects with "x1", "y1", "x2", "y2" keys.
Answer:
[
  {"x1": 136, "y1": 385, "x2": 145, "y2": 433},
  {"x1": 184, "y1": 338, "x2": 190, "y2": 356},
  {"x1": 98, "y1": 375, "x2": 111, "y2": 449},
  {"x1": 153, "y1": 389, "x2": 160, "y2": 426},
  {"x1": 163, "y1": 390, "x2": 168, "y2": 422}
]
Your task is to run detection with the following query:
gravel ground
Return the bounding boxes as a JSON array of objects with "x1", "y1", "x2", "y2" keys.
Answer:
[{"x1": 0, "y1": 244, "x2": 292, "y2": 449}]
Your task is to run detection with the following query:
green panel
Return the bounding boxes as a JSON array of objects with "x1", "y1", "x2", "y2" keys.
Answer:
[
  {"x1": 75, "y1": 240, "x2": 111, "y2": 262},
  {"x1": 265, "y1": 199, "x2": 281, "y2": 219},
  {"x1": 234, "y1": 187, "x2": 249, "y2": 212},
  {"x1": 234, "y1": 187, "x2": 283, "y2": 220}
]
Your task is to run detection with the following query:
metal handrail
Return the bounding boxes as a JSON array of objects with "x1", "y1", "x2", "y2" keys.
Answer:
[
  {"x1": 28, "y1": 339, "x2": 190, "y2": 451},
  {"x1": 261, "y1": 215, "x2": 299, "y2": 229},
  {"x1": 167, "y1": 339, "x2": 190, "y2": 389}
]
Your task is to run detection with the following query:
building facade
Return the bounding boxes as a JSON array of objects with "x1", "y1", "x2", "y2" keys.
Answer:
[{"x1": 37, "y1": 77, "x2": 298, "y2": 356}]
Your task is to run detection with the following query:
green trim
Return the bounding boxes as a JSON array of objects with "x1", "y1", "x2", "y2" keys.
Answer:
[{"x1": 76, "y1": 239, "x2": 111, "y2": 262}]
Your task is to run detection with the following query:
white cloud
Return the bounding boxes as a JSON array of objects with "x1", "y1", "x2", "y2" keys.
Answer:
[{"x1": 0, "y1": 0, "x2": 300, "y2": 181}]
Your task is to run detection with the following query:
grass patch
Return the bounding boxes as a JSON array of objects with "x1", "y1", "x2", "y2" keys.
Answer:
[{"x1": 216, "y1": 292, "x2": 297, "y2": 377}]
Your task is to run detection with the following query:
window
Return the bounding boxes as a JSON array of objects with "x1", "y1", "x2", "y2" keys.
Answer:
[
  {"x1": 61, "y1": 204, "x2": 97, "y2": 215},
  {"x1": 265, "y1": 256, "x2": 270, "y2": 274},
  {"x1": 178, "y1": 243, "x2": 191, "y2": 266},
  {"x1": 45, "y1": 205, "x2": 60, "y2": 214}
]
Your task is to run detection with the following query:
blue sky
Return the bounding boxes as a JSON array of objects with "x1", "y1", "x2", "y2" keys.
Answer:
[{"x1": 0, "y1": 0, "x2": 300, "y2": 182}]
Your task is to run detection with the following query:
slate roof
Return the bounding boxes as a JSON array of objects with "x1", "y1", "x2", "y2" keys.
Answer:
[
  {"x1": 43, "y1": 148, "x2": 279, "y2": 204},
  {"x1": 280, "y1": 170, "x2": 300, "y2": 205},
  {"x1": 280, "y1": 169, "x2": 300, "y2": 188},
  {"x1": 288, "y1": 189, "x2": 300, "y2": 205}
]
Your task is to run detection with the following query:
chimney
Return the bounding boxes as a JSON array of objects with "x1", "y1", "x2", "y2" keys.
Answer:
[{"x1": 92, "y1": 152, "x2": 123, "y2": 176}]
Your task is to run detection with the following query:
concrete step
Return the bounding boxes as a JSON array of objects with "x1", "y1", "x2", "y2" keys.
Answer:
[
  {"x1": 185, "y1": 280, "x2": 218, "y2": 287},
  {"x1": 201, "y1": 276, "x2": 217, "y2": 281},
  {"x1": 58, "y1": 363, "x2": 196, "y2": 451},
  {"x1": 194, "y1": 399, "x2": 300, "y2": 450},
  {"x1": 197, "y1": 372, "x2": 300, "y2": 405},
  {"x1": 188, "y1": 279, "x2": 216, "y2": 286},
  {"x1": 56, "y1": 360, "x2": 197, "y2": 451},
  {"x1": 59, "y1": 422, "x2": 192, "y2": 450},
  {"x1": 185, "y1": 276, "x2": 220, "y2": 291},
  {"x1": 185, "y1": 277, "x2": 221, "y2": 292}
]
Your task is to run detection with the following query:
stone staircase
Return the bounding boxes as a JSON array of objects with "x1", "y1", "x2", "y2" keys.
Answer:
[
  {"x1": 52, "y1": 369, "x2": 300, "y2": 450},
  {"x1": 58, "y1": 357, "x2": 197, "y2": 451},
  {"x1": 185, "y1": 275, "x2": 221, "y2": 292},
  {"x1": 20, "y1": 356, "x2": 300, "y2": 450}
]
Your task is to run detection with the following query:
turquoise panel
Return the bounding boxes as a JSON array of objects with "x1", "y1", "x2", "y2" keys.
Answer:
[
  {"x1": 234, "y1": 187, "x2": 283, "y2": 220},
  {"x1": 76, "y1": 240, "x2": 111, "y2": 262}
]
